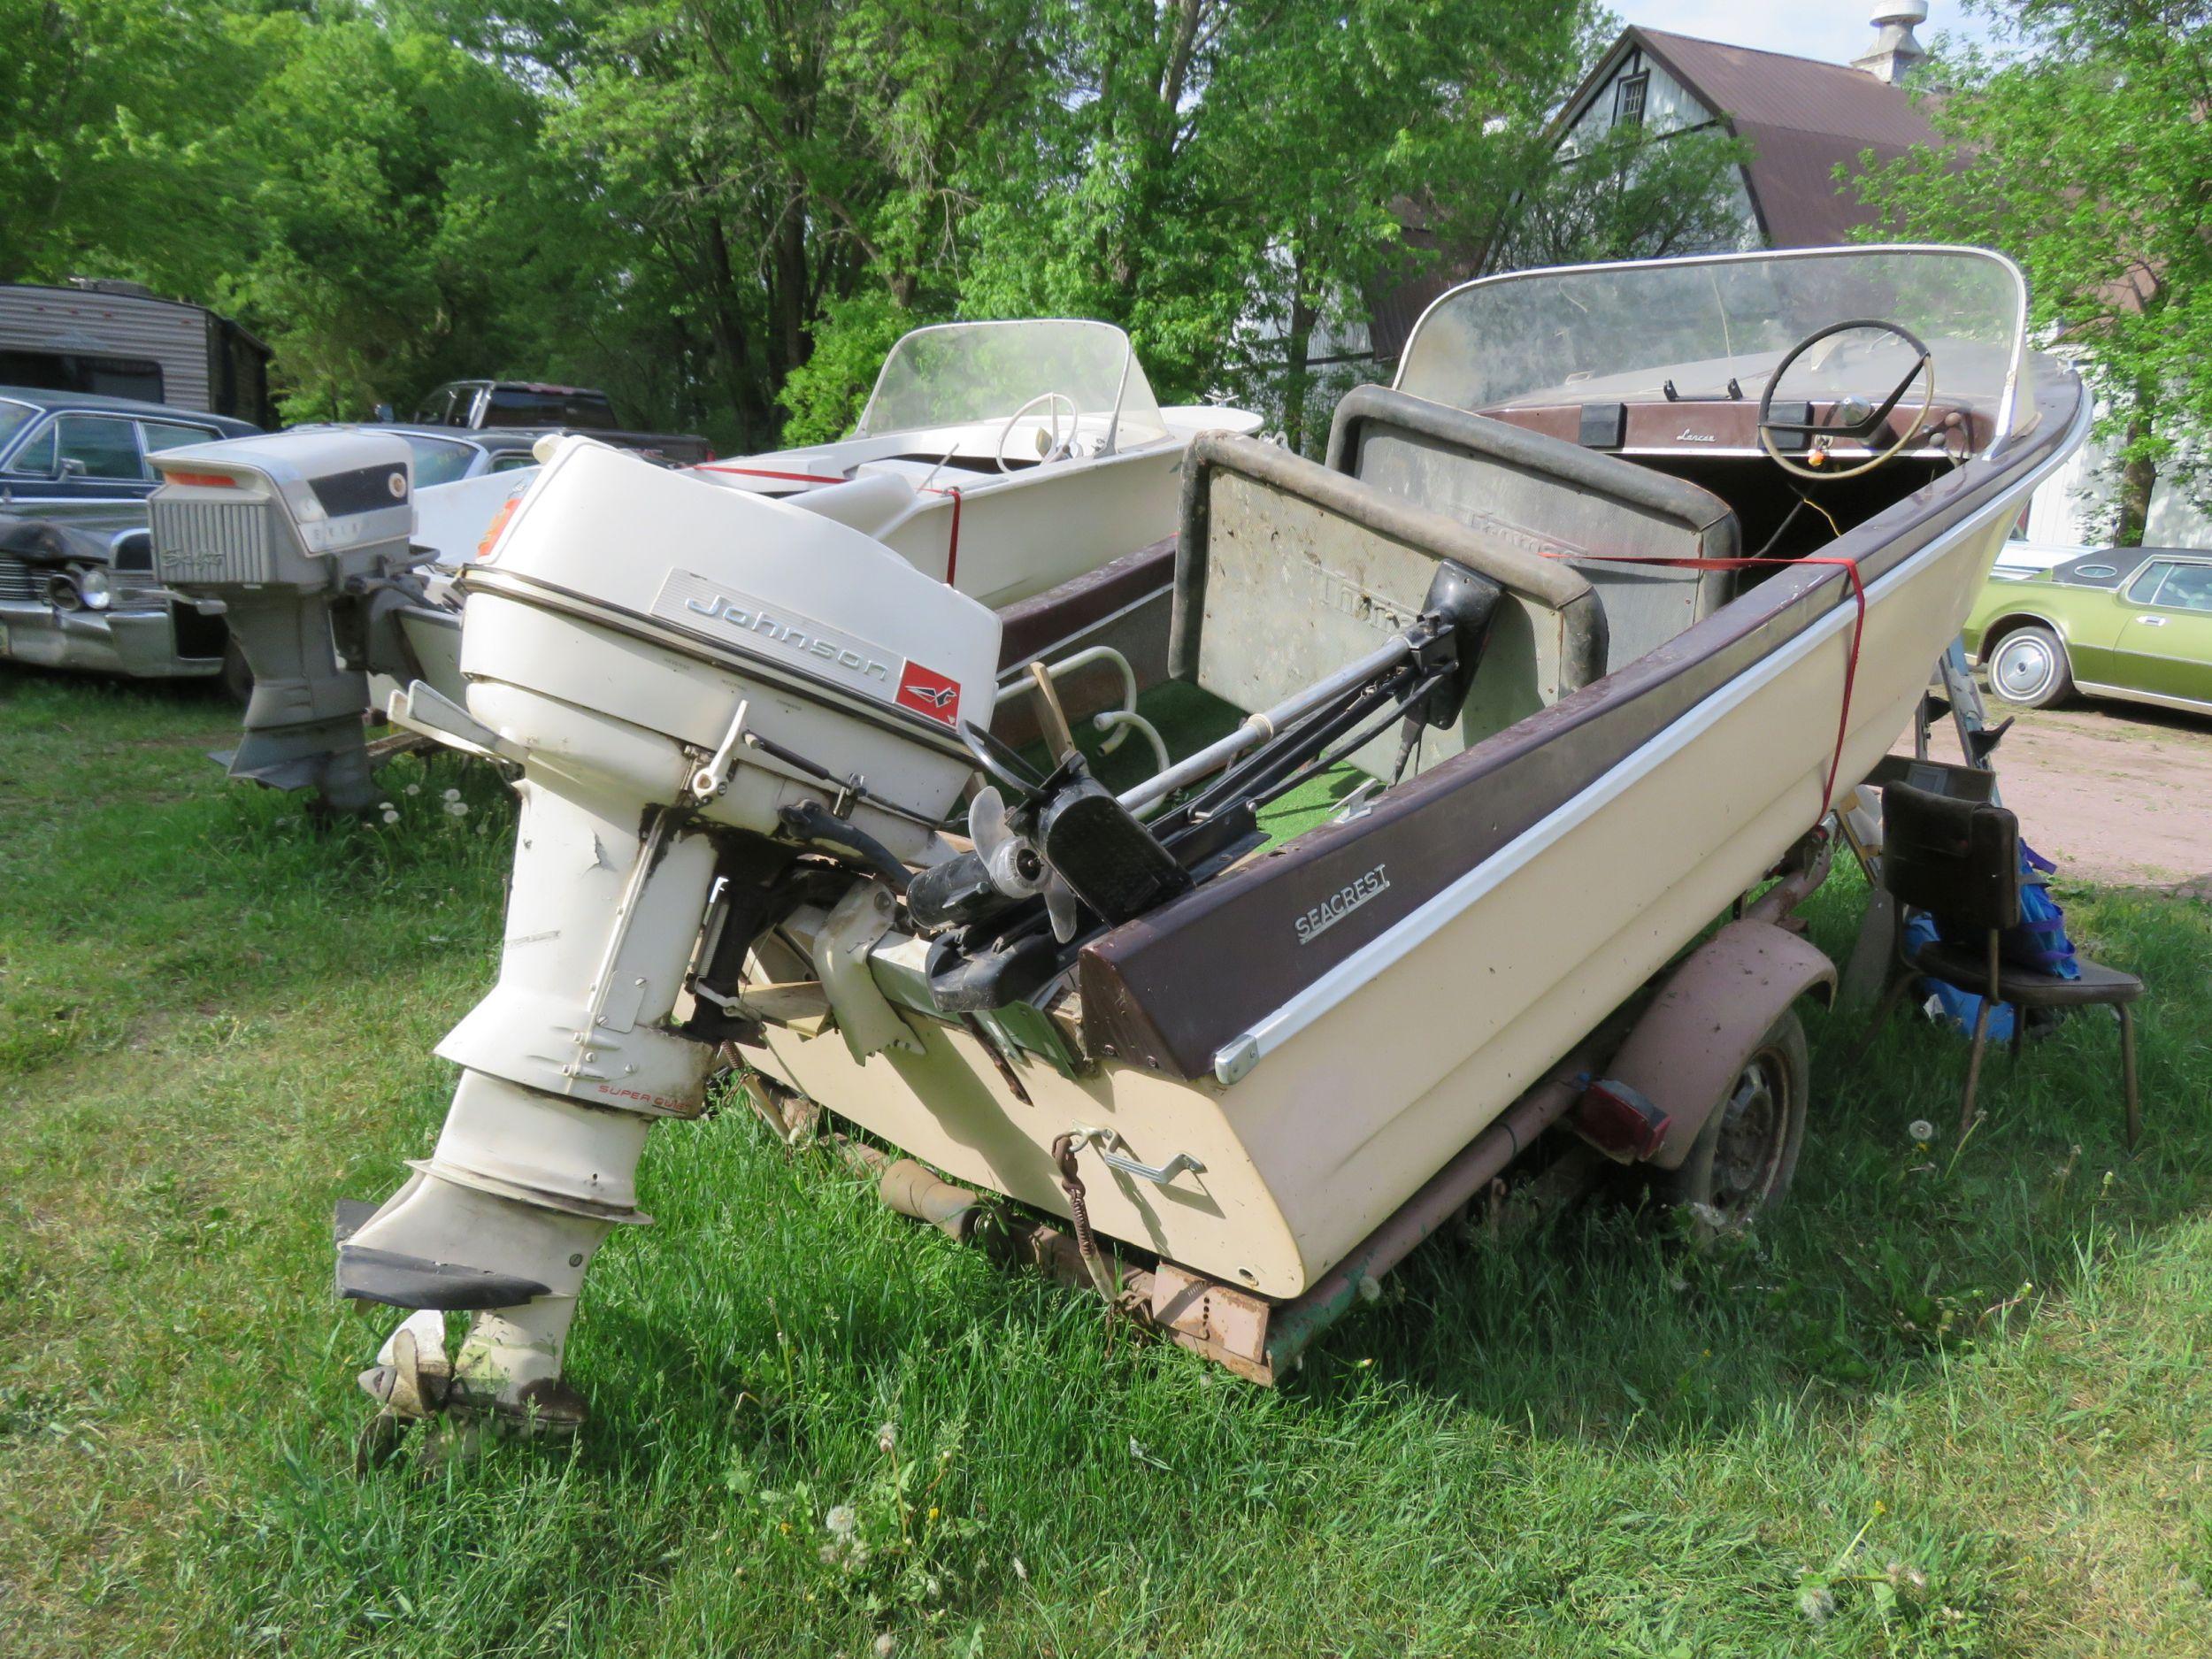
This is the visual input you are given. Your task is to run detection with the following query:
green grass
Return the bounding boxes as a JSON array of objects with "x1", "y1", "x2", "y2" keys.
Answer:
[{"x1": 3, "y1": 666, "x2": 2211, "y2": 1657}]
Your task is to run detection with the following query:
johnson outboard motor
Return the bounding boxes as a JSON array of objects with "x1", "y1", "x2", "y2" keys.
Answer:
[
  {"x1": 334, "y1": 438, "x2": 998, "y2": 1448},
  {"x1": 150, "y1": 431, "x2": 426, "y2": 813}
]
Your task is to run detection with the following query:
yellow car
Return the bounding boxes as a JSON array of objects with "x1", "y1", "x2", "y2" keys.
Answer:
[{"x1": 1963, "y1": 548, "x2": 2212, "y2": 714}]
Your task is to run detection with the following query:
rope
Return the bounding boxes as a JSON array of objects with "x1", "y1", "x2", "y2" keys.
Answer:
[
  {"x1": 695, "y1": 464, "x2": 848, "y2": 486},
  {"x1": 922, "y1": 484, "x2": 963, "y2": 588}
]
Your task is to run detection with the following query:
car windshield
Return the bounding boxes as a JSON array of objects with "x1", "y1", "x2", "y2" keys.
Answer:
[
  {"x1": 0, "y1": 398, "x2": 37, "y2": 451},
  {"x1": 487, "y1": 387, "x2": 618, "y2": 429},
  {"x1": 854, "y1": 320, "x2": 1166, "y2": 451},
  {"x1": 1398, "y1": 246, "x2": 2032, "y2": 445},
  {"x1": 402, "y1": 434, "x2": 478, "y2": 487}
]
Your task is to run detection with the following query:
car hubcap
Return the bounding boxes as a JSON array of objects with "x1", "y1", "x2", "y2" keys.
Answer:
[
  {"x1": 1709, "y1": 1051, "x2": 1789, "y2": 1221},
  {"x1": 1994, "y1": 636, "x2": 2051, "y2": 700}
]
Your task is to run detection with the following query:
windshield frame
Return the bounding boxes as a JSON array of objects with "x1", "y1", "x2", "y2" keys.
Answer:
[
  {"x1": 852, "y1": 319, "x2": 1150, "y2": 455},
  {"x1": 1395, "y1": 243, "x2": 2033, "y2": 445}
]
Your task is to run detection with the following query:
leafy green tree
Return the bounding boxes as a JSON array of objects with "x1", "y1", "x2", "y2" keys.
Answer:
[
  {"x1": 1202, "y1": 0, "x2": 1599, "y2": 452},
  {"x1": 1489, "y1": 122, "x2": 1755, "y2": 273},
  {"x1": 1853, "y1": 0, "x2": 2212, "y2": 544},
  {"x1": 957, "y1": 2, "x2": 1610, "y2": 448},
  {"x1": 0, "y1": 0, "x2": 250, "y2": 290},
  {"x1": 218, "y1": 7, "x2": 546, "y2": 421},
  {"x1": 436, "y1": 0, "x2": 1048, "y2": 450}
]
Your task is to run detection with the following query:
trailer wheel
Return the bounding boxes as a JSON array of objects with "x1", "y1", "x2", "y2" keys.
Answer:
[{"x1": 1651, "y1": 1008, "x2": 1809, "y2": 1240}]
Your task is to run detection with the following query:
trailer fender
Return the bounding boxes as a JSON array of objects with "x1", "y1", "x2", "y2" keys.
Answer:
[{"x1": 1607, "y1": 919, "x2": 1836, "y2": 1171}]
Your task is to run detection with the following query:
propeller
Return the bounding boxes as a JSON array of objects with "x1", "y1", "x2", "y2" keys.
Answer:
[{"x1": 968, "y1": 786, "x2": 1080, "y2": 943}]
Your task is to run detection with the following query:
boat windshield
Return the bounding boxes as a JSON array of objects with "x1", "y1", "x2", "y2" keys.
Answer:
[
  {"x1": 1398, "y1": 246, "x2": 2033, "y2": 444},
  {"x1": 855, "y1": 320, "x2": 1168, "y2": 451}
]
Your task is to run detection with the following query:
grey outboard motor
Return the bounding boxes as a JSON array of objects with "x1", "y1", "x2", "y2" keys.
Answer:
[{"x1": 150, "y1": 431, "x2": 425, "y2": 813}]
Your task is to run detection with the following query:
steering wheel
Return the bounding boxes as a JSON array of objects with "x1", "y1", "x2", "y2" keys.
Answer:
[
  {"x1": 961, "y1": 719, "x2": 1071, "y2": 806},
  {"x1": 994, "y1": 392, "x2": 1079, "y2": 474},
  {"x1": 1756, "y1": 319, "x2": 1936, "y2": 482}
]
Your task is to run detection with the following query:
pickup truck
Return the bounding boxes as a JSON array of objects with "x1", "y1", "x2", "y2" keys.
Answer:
[{"x1": 401, "y1": 380, "x2": 714, "y2": 465}]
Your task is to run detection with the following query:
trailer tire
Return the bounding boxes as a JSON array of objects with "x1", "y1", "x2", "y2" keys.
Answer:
[{"x1": 1649, "y1": 1007, "x2": 1809, "y2": 1242}]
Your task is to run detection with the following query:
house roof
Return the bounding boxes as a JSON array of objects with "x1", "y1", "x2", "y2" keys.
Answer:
[{"x1": 1619, "y1": 28, "x2": 1941, "y2": 246}]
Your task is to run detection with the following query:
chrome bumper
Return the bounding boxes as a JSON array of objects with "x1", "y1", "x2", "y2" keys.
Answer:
[{"x1": 0, "y1": 597, "x2": 224, "y2": 679}]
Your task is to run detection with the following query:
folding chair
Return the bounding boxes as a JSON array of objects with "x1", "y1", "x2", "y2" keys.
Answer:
[{"x1": 1866, "y1": 782, "x2": 2143, "y2": 1146}]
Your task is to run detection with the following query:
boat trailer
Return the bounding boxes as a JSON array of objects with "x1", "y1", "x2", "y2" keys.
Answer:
[{"x1": 745, "y1": 832, "x2": 1837, "y2": 1384}]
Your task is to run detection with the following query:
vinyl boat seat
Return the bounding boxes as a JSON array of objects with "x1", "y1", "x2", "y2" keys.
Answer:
[{"x1": 1325, "y1": 386, "x2": 1744, "y2": 675}]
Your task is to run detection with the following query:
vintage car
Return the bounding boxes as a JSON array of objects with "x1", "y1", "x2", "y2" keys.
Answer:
[
  {"x1": 0, "y1": 386, "x2": 258, "y2": 533},
  {"x1": 0, "y1": 388, "x2": 259, "y2": 684},
  {"x1": 0, "y1": 513, "x2": 234, "y2": 686},
  {"x1": 1963, "y1": 547, "x2": 2212, "y2": 714}
]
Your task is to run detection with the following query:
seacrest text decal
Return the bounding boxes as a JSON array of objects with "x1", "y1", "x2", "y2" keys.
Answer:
[{"x1": 1294, "y1": 864, "x2": 1390, "y2": 944}]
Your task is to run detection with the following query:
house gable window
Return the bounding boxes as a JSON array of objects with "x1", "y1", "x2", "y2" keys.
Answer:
[{"x1": 1615, "y1": 71, "x2": 1649, "y2": 129}]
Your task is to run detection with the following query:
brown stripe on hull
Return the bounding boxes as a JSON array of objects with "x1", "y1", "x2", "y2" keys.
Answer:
[
  {"x1": 1078, "y1": 379, "x2": 2080, "y2": 1081},
  {"x1": 988, "y1": 535, "x2": 1175, "y2": 749}
]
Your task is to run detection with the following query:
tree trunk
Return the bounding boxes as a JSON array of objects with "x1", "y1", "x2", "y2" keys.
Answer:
[
  {"x1": 1281, "y1": 254, "x2": 1317, "y2": 458},
  {"x1": 2115, "y1": 403, "x2": 2157, "y2": 549}
]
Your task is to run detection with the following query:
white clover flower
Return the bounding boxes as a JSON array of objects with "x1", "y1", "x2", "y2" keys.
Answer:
[
  {"x1": 826, "y1": 1503, "x2": 857, "y2": 1540},
  {"x1": 1909, "y1": 1119, "x2": 1935, "y2": 1143}
]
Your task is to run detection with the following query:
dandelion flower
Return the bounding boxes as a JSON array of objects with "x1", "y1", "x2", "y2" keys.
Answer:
[
  {"x1": 378, "y1": 802, "x2": 394, "y2": 811},
  {"x1": 444, "y1": 800, "x2": 469, "y2": 818},
  {"x1": 381, "y1": 810, "x2": 400, "y2": 825},
  {"x1": 872, "y1": 1635, "x2": 896, "y2": 1657},
  {"x1": 826, "y1": 1504, "x2": 857, "y2": 1540},
  {"x1": 877, "y1": 1422, "x2": 896, "y2": 1455},
  {"x1": 442, "y1": 787, "x2": 461, "y2": 802},
  {"x1": 927, "y1": 1506, "x2": 940, "y2": 1522},
  {"x1": 1908, "y1": 1119, "x2": 1934, "y2": 1143},
  {"x1": 404, "y1": 782, "x2": 421, "y2": 796},
  {"x1": 1799, "y1": 1586, "x2": 1837, "y2": 1624}
]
